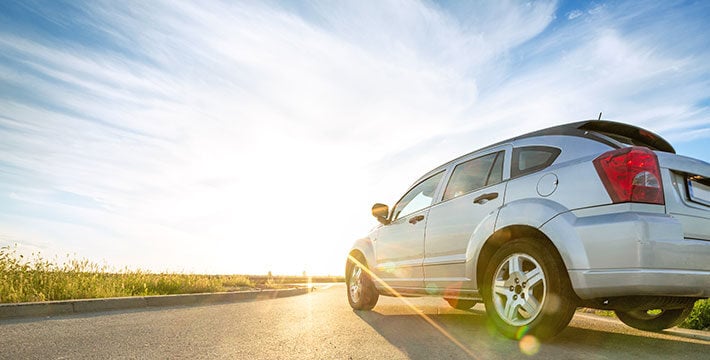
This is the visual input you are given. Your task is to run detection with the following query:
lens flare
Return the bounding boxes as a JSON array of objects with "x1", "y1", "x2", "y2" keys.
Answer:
[
  {"x1": 425, "y1": 283, "x2": 439, "y2": 295},
  {"x1": 518, "y1": 335, "x2": 540, "y2": 355},
  {"x1": 515, "y1": 325, "x2": 529, "y2": 339}
]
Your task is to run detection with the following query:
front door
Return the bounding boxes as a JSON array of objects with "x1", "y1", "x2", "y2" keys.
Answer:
[{"x1": 374, "y1": 171, "x2": 444, "y2": 290}]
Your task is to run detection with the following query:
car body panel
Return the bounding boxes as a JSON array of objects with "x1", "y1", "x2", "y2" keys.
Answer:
[
  {"x1": 350, "y1": 236, "x2": 376, "y2": 265},
  {"x1": 657, "y1": 152, "x2": 710, "y2": 241},
  {"x1": 424, "y1": 181, "x2": 506, "y2": 289}
]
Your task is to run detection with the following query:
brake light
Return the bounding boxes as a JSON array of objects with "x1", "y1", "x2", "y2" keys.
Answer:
[{"x1": 593, "y1": 147, "x2": 664, "y2": 205}]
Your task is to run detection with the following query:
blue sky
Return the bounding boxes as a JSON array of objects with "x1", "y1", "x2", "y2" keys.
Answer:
[{"x1": 0, "y1": 0, "x2": 708, "y2": 275}]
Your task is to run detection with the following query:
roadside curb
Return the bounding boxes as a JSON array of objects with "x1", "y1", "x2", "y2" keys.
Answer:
[
  {"x1": 662, "y1": 327, "x2": 710, "y2": 342},
  {"x1": 575, "y1": 312, "x2": 710, "y2": 341},
  {"x1": 0, "y1": 287, "x2": 313, "y2": 321}
]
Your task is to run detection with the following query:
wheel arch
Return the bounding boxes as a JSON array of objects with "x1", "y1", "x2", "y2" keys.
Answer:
[
  {"x1": 346, "y1": 237, "x2": 376, "y2": 276},
  {"x1": 470, "y1": 198, "x2": 589, "y2": 291},
  {"x1": 474, "y1": 225, "x2": 559, "y2": 289}
]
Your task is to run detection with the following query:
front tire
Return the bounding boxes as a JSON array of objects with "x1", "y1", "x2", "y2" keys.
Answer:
[
  {"x1": 481, "y1": 238, "x2": 577, "y2": 340},
  {"x1": 615, "y1": 306, "x2": 693, "y2": 332},
  {"x1": 346, "y1": 254, "x2": 379, "y2": 310}
]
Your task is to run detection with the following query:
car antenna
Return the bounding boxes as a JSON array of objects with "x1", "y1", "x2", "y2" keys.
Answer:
[{"x1": 597, "y1": 112, "x2": 602, "y2": 120}]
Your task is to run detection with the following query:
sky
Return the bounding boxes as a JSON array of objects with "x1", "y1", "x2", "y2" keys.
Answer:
[{"x1": 0, "y1": 0, "x2": 708, "y2": 275}]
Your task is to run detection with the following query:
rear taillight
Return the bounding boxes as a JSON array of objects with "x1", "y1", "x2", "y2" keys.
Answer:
[{"x1": 593, "y1": 147, "x2": 665, "y2": 205}]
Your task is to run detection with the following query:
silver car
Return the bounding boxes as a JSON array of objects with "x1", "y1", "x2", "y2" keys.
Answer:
[{"x1": 345, "y1": 120, "x2": 710, "y2": 340}]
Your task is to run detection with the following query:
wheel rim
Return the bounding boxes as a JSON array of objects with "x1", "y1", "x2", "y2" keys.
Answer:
[
  {"x1": 492, "y1": 253, "x2": 546, "y2": 326},
  {"x1": 349, "y1": 265, "x2": 363, "y2": 304}
]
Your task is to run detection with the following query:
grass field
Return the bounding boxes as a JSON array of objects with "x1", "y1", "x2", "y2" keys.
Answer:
[{"x1": 0, "y1": 245, "x2": 342, "y2": 304}]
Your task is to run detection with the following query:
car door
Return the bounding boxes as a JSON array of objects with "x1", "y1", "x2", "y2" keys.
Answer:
[
  {"x1": 374, "y1": 171, "x2": 444, "y2": 290},
  {"x1": 423, "y1": 145, "x2": 511, "y2": 291}
]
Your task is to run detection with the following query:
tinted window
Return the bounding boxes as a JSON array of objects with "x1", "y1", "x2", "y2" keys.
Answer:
[
  {"x1": 512, "y1": 146, "x2": 560, "y2": 177},
  {"x1": 392, "y1": 171, "x2": 444, "y2": 220},
  {"x1": 443, "y1": 152, "x2": 502, "y2": 201}
]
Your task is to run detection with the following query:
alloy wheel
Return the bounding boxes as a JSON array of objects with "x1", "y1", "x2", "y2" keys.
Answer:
[
  {"x1": 349, "y1": 265, "x2": 363, "y2": 304},
  {"x1": 491, "y1": 253, "x2": 547, "y2": 326}
]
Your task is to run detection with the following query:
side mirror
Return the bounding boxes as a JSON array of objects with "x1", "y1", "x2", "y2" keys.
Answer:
[{"x1": 371, "y1": 203, "x2": 390, "y2": 225}]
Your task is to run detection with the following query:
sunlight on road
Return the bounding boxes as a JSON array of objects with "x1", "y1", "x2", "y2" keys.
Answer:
[{"x1": 348, "y1": 255, "x2": 493, "y2": 359}]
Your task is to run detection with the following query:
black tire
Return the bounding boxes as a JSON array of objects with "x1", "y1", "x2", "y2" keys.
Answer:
[
  {"x1": 445, "y1": 298, "x2": 478, "y2": 310},
  {"x1": 481, "y1": 238, "x2": 577, "y2": 340},
  {"x1": 346, "y1": 254, "x2": 379, "y2": 310},
  {"x1": 615, "y1": 306, "x2": 693, "y2": 332}
]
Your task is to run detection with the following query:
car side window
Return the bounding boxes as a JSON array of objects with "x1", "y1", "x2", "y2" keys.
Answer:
[
  {"x1": 487, "y1": 151, "x2": 504, "y2": 185},
  {"x1": 392, "y1": 171, "x2": 444, "y2": 221},
  {"x1": 443, "y1": 151, "x2": 503, "y2": 201},
  {"x1": 511, "y1": 146, "x2": 561, "y2": 178}
]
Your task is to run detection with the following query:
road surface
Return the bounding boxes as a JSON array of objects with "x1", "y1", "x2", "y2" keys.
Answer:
[{"x1": 0, "y1": 284, "x2": 707, "y2": 359}]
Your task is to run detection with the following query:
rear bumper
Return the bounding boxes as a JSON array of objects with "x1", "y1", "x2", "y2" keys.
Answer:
[{"x1": 541, "y1": 205, "x2": 710, "y2": 299}]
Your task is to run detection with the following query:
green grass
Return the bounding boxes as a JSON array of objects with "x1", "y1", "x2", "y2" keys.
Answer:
[
  {"x1": 680, "y1": 299, "x2": 710, "y2": 331},
  {"x1": 0, "y1": 245, "x2": 344, "y2": 304},
  {"x1": 0, "y1": 245, "x2": 256, "y2": 303}
]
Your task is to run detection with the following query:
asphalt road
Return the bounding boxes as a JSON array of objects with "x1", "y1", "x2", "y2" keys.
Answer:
[{"x1": 0, "y1": 284, "x2": 707, "y2": 359}]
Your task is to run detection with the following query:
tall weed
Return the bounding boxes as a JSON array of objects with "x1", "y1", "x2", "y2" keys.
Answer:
[
  {"x1": 680, "y1": 299, "x2": 710, "y2": 331},
  {"x1": 0, "y1": 245, "x2": 253, "y2": 303}
]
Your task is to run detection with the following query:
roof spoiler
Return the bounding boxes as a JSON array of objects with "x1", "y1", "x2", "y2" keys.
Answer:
[{"x1": 577, "y1": 120, "x2": 675, "y2": 154}]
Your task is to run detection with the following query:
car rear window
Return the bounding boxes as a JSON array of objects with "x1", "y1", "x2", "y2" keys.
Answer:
[{"x1": 511, "y1": 146, "x2": 560, "y2": 178}]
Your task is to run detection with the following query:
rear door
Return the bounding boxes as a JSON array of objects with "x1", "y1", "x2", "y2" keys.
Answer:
[{"x1": 423, "y1": 145, "x2": 511, "y2": 291}]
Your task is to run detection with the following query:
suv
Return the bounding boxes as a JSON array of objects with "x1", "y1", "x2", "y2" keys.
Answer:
[{"x1": 345, "y1": 120, "x2": 710, "y2": 340}]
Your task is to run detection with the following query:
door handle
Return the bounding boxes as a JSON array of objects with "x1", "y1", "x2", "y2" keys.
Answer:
[
  {"x1": 474, "y1": 192, "x2": 498, "y2": 204},
  {"x1": 409, "y1": 215, "x2": 425, "y2": 224}
]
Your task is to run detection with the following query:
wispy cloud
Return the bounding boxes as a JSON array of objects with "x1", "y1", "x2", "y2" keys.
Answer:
[
  {"x1": 567, "y1": 10, "x2": 583, "y2": 20},
  {"x1": 0, "y1": 0, "x2": 707, "y2": 274}
]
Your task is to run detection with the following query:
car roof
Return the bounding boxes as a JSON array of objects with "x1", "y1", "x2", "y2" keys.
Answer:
[{"x1": 413, "y1": 119, "x2": 674, "y2": 185}]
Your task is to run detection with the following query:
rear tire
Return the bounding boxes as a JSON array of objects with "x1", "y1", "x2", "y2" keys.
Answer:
[
  {"x1": 615, "y1": 306, "x2": 693, "y2": 332},
  {"x1": 481, "y1": 238, "x2": 577, "y2": 340},
  {"x1": 346, "y1": 254, "x2": 379, "y2": 310},
  {"x1": 445, "y1": 298, "x2": 477, "y2": 310}
]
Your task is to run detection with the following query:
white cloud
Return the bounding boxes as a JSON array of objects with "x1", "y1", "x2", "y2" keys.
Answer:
[{"x1": 567, "y1": 10, "x2": 583, "y2": 20}]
